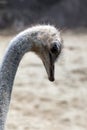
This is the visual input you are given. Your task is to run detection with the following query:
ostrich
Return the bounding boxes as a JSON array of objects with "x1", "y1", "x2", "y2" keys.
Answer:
[{"x1": 0, "y1": 25, "x2": 62, "y2": 130}]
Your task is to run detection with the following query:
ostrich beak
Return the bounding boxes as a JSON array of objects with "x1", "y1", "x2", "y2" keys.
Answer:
[
  {"x1": 42, "y1": 53, "x2": 55, "y2": 82},
  {"x1": 48, "y1": 64, "x2": 55, "y2": 82}
]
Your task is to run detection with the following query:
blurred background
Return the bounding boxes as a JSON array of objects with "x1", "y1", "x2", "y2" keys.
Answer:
[
  {"x1": 0, "y1": 0, "x2": 87, "y2": 130},
  {"x1": 0, "y1": 0, "x2": 87, "y2": 31}
]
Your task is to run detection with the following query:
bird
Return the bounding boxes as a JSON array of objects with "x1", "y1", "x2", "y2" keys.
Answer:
[{"x1": 0, "y1": 24, "x2": 63, "y2": 130}]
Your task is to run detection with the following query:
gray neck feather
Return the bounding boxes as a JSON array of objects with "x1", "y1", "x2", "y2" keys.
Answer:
[{"x1": 0, "y1": 31, "x2": 33, "y2": 130}]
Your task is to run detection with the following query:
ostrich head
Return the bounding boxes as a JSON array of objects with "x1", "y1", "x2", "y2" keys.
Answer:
[{"x1": 30, "y1": 25, "x2": 63, "y2": 82}]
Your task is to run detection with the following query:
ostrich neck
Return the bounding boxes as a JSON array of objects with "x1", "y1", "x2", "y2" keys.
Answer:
[{"x1": 0, "y1": 32, "x2": 32, "y2": 130}]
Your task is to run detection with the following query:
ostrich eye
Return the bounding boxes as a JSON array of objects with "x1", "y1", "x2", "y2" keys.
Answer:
[
  {"x1": 51, "y1": 42, "x2": 59, "y2": 54},
  {"x1": 50, "y1": 42, "x2": 62, "y2": 62}
]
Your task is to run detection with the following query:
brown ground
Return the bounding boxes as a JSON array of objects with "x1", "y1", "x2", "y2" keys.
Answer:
[{"x1": 0, "y1": 31, "x2": 87, "y2": 130}]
